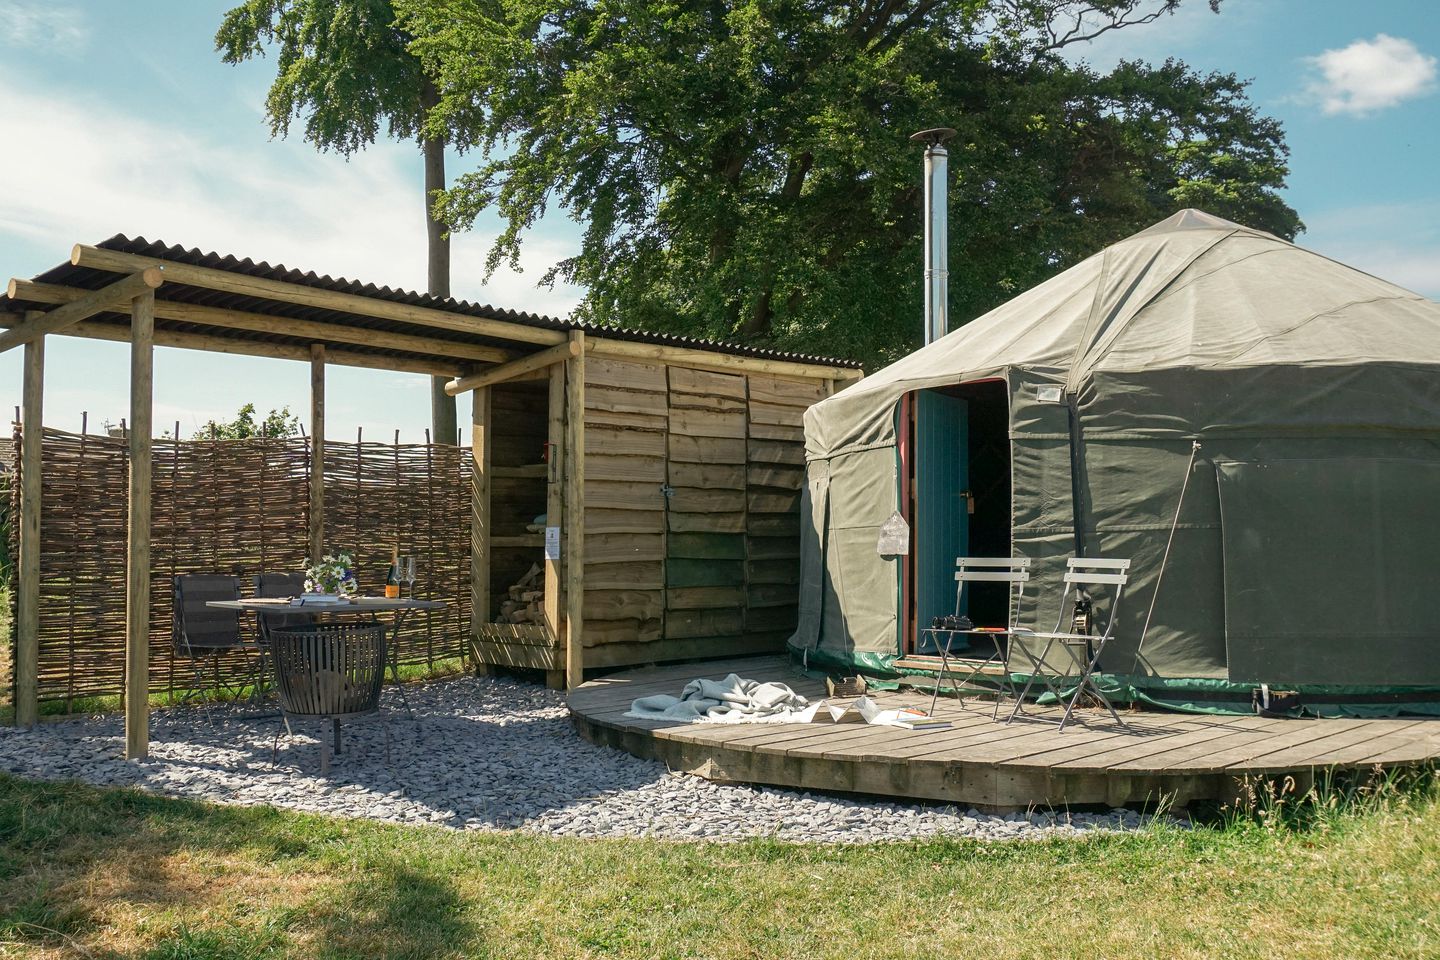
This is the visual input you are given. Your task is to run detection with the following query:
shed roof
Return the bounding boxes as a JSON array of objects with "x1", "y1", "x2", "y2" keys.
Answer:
[{"x1": 1, "y1": 234, "x2": 861, "y2": 378}]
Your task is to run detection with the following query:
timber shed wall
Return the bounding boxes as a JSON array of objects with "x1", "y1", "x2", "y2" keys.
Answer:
[
  {"x1": 472, "y1": 355, "x2": 827, "y2": 678},
  {"x1": 576, "y1": 355, "x2": 817, "y2": 667},
  {"x1": 584, "y1": 358, "x2": 818, "y2": 667}
]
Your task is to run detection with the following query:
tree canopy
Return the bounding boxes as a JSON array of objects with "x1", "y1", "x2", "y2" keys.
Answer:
[
  {"x1": 396, "y1": 0, "x2": 1300, "y2": 364},
  {"x1": 217, "y1": 0, "x2": 470, "y2": 444},
  {"x1": 195, "y1": 404, "x2": 303, "y2": 440},
  {"x1": 216, "y1": 0, "x2": 463, "y2": 154}
]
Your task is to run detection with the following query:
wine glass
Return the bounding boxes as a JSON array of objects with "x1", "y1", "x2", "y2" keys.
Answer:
[
  {"x1": 403, "y1": 555, "x2": 418, "y2": 600},
  {"x1": 393, "y1": 555, "x2": 410, "y2": 599}
]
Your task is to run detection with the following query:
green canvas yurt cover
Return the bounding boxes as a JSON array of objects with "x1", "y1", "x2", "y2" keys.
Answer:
[{"x1": 790, "y1": 209, "x2": 1440, "y2": 704}]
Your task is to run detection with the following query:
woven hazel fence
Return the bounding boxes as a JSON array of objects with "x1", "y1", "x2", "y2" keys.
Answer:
[
  {"x1": 324, "y1": 436, "x2": 472, "y2": 673},
  {"x1": 5, "y1": 426, "x2": 472, "y2": 709}
]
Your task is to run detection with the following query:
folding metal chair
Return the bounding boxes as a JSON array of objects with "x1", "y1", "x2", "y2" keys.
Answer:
[
  {"x1": 252, "y1": 572, "x2": 313, "y2": 646},
  {"x1": 1006, "y1": 557, "x2": 1131, "y2": 731},
  {"x1": 926, "y1": 557, "x2": 1031, "y2": 718},
  {"x1": 172, "y1": 574, "x2": 264, "y2": 701}
]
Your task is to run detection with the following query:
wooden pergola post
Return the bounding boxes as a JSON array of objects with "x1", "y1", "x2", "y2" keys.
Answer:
[
  {"x1": 470, "y1": 387, "x2": 491, "y2": 674},
  {"x1": 309, "y1": 344, "x2": 326, "y2": 561},
  {"x1": 124, "y1": 290, "x2": 155, "y2": 759},
  {"x1": 563, "y1": 331, "x2": 586, "y2": 690},
  {"x1": 15, "y1": 312, "x2": 43, "y2": 727}
]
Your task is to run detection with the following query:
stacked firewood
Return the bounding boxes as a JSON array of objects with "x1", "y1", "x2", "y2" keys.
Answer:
[{"x1": 498, "y1": 563, "x2": 544, "y2": 624}]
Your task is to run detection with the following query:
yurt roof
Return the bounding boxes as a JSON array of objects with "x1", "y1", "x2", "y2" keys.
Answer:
[{"x1": 808, "y1": 209, "x2": 1440, "y2": 458}]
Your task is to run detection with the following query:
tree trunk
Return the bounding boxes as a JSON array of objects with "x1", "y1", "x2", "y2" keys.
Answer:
[
  {"x1": 741, "y1": 152, "x2": 813, "y2": 339},
  {"x1": 423, "y1": 84, "x2": 458, "y2": 446}
]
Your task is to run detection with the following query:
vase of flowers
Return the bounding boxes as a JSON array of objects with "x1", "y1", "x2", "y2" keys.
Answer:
[{"x1": 303, "y1": 552, "x2": 359, "y2": 601}]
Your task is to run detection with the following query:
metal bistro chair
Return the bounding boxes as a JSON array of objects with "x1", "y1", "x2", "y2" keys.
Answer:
[
  {"x1": 1006, "y1": 557, "x2": 1132, "y2": 732},
  {"x1": 249, "y1": 572, "x2": 314, "y2": 707},
  {"x1": 252, "y1": 572, "x2": 314, "y2": 646},
  {"x1": 172, "y1": 574, "x2": 264, "y2": 701},
  {"x1": 926, "y1": 557, "x2": 1031, "y2": 719},
  {"x1": 269, "y1": 622, "x2": 390, "y2": 774}
]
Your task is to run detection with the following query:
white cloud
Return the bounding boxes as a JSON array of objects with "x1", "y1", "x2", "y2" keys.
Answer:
[
  {"x1": 1306, "y1": 34, "x2": 1437, "y2": 116},
  {"x1": 0, "y1": 66, "x2": 585, "y2": 317},
  {"x1": 0, "y1": 1, "x2": 87, "y2": 53}
]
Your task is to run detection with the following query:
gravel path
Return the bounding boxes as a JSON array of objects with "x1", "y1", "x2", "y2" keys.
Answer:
[{"x1": 0, "y1": 676, "x2": 1161, "y2": 842}]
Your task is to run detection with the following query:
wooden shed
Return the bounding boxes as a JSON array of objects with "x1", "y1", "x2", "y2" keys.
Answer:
[
  {"x1": 470, "y1": 349, "x2": 854, "y2": 687},
  {"x1": 2, "y1": 235, "x2": 862, "y2": 756}
]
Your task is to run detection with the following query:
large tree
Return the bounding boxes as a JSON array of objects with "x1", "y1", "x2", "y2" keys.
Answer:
[
  {"x1": 216, "y1": 0, "x2": 471, "y2": 444},
  {"x1": 397, "y1": 0, "x2": 1300, "y2": 364}
]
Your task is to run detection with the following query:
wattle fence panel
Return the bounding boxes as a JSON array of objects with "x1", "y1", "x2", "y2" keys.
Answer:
[{"x1": 5, "y1": 427, "x2": 471, "y2": 709}]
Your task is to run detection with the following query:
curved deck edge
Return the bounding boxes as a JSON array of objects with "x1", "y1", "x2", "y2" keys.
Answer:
[{"x1": 569, "y1": 656, "x2": 1440, "y2": 810}]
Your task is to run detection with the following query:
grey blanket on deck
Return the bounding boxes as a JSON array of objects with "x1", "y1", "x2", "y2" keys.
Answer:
[{"x1": 625, "y1": 673, "x2": 815, "y2": 723}]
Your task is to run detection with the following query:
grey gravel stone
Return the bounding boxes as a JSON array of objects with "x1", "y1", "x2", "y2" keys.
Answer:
[{"x1": 0, "y1": 675, "x2": 1170, "y2": 843}]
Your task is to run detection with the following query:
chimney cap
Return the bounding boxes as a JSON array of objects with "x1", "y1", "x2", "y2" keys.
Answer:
[{"x1": 909, "y1": 127, "x2": 957, "y2": 146}]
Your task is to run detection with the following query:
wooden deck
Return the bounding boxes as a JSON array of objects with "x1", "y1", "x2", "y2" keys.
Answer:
[{"x1": 569, "y1": 655, "x2": 1440, "y2": 809}]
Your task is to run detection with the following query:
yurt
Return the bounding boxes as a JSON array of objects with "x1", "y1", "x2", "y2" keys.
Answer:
[{"x1": 791, "y1": 209, "x2": 1440, "y2": 714}]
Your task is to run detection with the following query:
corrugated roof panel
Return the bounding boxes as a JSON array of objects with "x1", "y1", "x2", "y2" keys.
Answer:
[{"x1": 1, "y1": 235, "x2": 860, "y2": 369}]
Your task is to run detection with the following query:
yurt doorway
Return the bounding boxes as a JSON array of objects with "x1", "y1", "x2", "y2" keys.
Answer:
[{"x1": 900, "y1": 380, "x2": 1011, "y2": 654}]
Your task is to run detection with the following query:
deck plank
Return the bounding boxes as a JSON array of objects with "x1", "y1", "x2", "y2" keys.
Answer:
[
  {"x1": 1105, "y1": 720, "x2": 1307, "y2": 773},
  {"x1": 1048, "y1": 716, "x2": 1271, "y2": 772},
  {"x1": 1231, "y1": 720, "x2": 1432, "y2": 771}
]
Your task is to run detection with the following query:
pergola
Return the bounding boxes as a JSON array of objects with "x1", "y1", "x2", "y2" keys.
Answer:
[{"x1": 2, "y1": 236, "x2": 860, "y2": 759}]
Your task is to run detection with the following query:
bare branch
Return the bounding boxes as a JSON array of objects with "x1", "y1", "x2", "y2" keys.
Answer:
[{"x1": 1044, "y1": 1, "x2": 1184, "y2": 51}]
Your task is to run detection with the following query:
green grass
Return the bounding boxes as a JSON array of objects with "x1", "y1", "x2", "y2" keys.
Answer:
[{"x1": 1, "y1": 771, "x2": 1437, "y2": 959}]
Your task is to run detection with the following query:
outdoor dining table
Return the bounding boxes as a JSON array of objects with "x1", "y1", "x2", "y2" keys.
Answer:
[{"x1": 205, "y1": 596, "x2": 448, "y2": 717}]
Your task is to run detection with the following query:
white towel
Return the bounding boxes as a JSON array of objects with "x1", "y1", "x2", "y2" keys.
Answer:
[{"x1": 626, "y1": 673, "x2": 820, "y2": 724}]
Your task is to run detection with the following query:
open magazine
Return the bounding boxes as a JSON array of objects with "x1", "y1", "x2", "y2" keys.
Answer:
[{"x1": 821, "y1": 696, "x2": 952, "y2": 730}]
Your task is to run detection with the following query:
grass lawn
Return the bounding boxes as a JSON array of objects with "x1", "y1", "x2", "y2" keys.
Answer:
[{"x1": 1, "y1": 772, "x2": 1436, "y2": 959}]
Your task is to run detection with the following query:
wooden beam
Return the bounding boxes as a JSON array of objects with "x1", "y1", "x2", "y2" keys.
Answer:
[
  {"x1": 8, "y1": 279, "x2": 515, "y2": 366},
  {"x1": 124, "y1": 290, "x2": 154, "y2": 760},
  {"x1": 71, "y1": 244, "x2": 565, "y2": 347},
  {"x1": 563, "y1": 331, "x2": 586, "y2": 689},
  {"x1": 470, "y1": 386, "x2": 492, "y2": 664},
  {"x1": 543, "y1": 362, "x2": 564, "y2": 653},
  {"x1": 0, "y1": 268, "x2": 163, "y2": 353},
  {"x1": 15, "y1": 314, "x2": 43, "y2": 728},
  {"x1": 0, "y1": 314, "x2": 467, "y2": 378},
  {"x1": 444, "y1": 339, "x2": 580, "y2": 396},
  {"x1": 588, "y1": 336, "x2": 861, "y2": 382},
  {"x1": 309, "y1": 344, "x2": 325, "y2": 562}
]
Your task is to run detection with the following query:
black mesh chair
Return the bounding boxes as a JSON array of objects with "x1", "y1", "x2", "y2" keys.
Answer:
[
  {"x1": 172, "y1": 574, "x2": 263, "y2": 700},
  {"x1": 252, "y1": 572, "x2": 313, "y2": 646},
  {"x1": 269, "y1": 623, "x2": 390, "y2": 773}
]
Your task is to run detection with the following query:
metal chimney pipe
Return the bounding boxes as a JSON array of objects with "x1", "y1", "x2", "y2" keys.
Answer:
[{"x1": 910, "y1": 127, "x2": 957, "y2": 345}]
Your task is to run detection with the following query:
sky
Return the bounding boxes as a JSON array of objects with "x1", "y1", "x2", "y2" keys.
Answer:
[{"x1": 1, "y1": 0, "x2": 1437, "y2": 441}]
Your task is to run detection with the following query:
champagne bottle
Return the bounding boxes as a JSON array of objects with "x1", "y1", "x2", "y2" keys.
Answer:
[{"x1": 385, "y1": 546, "x2": 401, "y2": 599}]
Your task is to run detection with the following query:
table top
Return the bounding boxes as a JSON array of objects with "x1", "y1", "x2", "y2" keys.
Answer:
[{"x1": 206, "y1": 597, "x2": 448, "y2": 612}]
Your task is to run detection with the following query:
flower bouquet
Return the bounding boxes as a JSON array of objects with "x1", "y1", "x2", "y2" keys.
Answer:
[{"x1": 303, "y1": 552, "x2": 359, "y2": 602}]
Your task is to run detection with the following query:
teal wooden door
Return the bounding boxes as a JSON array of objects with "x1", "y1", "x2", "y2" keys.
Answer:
[{"x1": 914, "y1": 391, "x2": 968, "y2": 652}]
